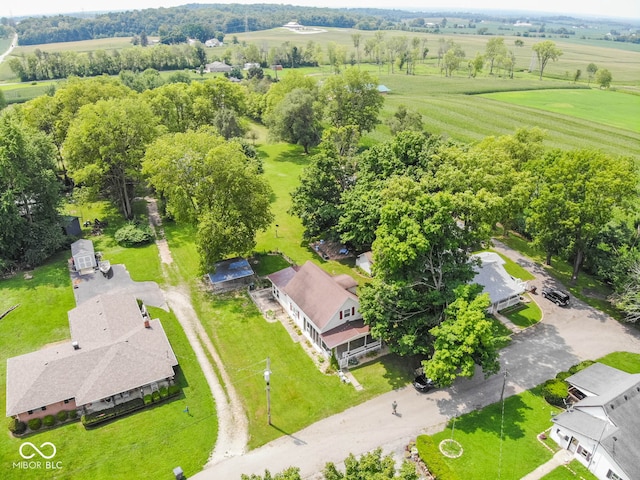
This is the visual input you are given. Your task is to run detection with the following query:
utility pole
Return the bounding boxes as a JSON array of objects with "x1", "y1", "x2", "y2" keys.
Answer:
[{"x1": 264, "y1": 357, "x2": 271, "y2": 425}]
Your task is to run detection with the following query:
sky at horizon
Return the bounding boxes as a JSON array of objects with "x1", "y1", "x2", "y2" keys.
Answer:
[{"x1": 1, "y1": 0, "x2": 639, "y2": 21}]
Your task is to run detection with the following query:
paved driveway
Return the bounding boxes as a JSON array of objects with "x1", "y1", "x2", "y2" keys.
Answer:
[
  {"x1": 190, "y1": 241, "x2": 640, "y2": 479},
  {"x1": 71, "y1": 264, "x2": 167, "y2": 309}
]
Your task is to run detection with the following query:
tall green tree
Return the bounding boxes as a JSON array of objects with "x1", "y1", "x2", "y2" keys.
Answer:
[
  {"x1": 324, "y1": 448, "x2": 418, "y2": 480},
  {"x1": 64, "y1": 96, "x2": 160, "y2": 219},
  {"x1": 290, "y1": 129, "x2": 357, "y2": 238},
  {"x1": 527, "y1": 149, "x2": 638, "y2": 281},
  {"x1": 143, "y1": 129, "x2": 273, "y2": 271},
  {"x1": 586, "y1": 62, "x2": 598, "y2": 85},
  {"x1": 611, "y1": 261, "x2": 640, "y2": 323},
  {"x1": 485, "y1": 37, "x2": 507, "y2": 75},
  {"x1": 531, "y1": 40, "x2": 562, "y2": 80},
  {"x1": 596, "y1": 68, "x2": 612, "y2": 88},
  {"x1": 385, "y1": 105, "x2": 423, "y2": 136},
  {"x1": 0, "y1": 111, "x2": 64, "y2": 269},
  {"x1": 360, "y1": 178, "x2": 484, "y2": 356},
  {"x1": 321, "y1": 67, "x2": 384, "y2": 134},
  {"x1": 267, "y1": 88, "x2": 322, "y2": 153},
  {"x1": 423, "y1": 284, "x2": 501, "y2": 387}
]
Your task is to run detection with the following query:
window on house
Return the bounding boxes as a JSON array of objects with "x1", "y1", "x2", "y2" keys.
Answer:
[
  {"x1": 64, "y1": 398, "x2": 70, "y2": 404},
  {"x1": 343, "y1": 308, "x2": 351, "y2": 319},
  {"x1": 577, "y1": 446, "x2": 591, "y2": 462},
  {"x1": 28, "y1": 410, "x2": 33, "y2": 415},
  {"x1": 606, "y1": 470, "x2": 622, "y2": 480},
  {"x1": 41, "y1": 406, "x2": 47, "y2": 411}
]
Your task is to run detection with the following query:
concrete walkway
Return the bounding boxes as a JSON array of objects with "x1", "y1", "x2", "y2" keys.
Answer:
[{"x1": 521, "y1": 450, "x2": 573, "y2": 480}]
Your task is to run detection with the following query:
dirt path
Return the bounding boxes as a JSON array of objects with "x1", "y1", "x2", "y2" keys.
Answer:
[{"x1": 145, "y1": 198, "x2": 248, "y2": 465}]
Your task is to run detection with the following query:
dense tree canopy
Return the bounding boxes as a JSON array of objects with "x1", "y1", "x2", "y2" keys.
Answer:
[
  {"x1": 321, "y1": 67, "x2": 384, "y2": 134},
  {"x1": 423, "y1": 284, "x2": 502, "y2": 387},
  {"x1": 63, "y1": 96, "x2": 160, "y2": 219},
  {"x1": 142, "y1": 129, "x2": 273, "y2": 271},
  {"x1": 267, "y1": 88, "x2": 322, "y2": 153},
  {"x1": 527, "y1": 149, "x2": 638, "y2": 280},
  {"x1": 0, "y1": 111, "x2": 64, "y2": 270}
]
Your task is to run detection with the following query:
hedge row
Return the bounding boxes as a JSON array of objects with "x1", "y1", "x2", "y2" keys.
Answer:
[
  {"x1": 416, "y1": 435, "x2": 461, "y2": 480},
  {"x1": 8, "y1": 409, "x2": 79, "y2": 435},
  {"x1": 83, "y1": 386, "x2": 181, "y2": 427},
  {"x1": 542, "y1": 360, "x2": 596, "y2": 406}
]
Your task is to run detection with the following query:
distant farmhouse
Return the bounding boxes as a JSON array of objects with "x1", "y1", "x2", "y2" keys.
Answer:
[
  {"x1": 6, "y1": 295, "x2": 178, "y2": 424},
  {"x1": 205, "y1": 61, "x2": 232, "y2": 73},
  {"x1": 551, "y1": 363, "x2": 640, "y2": 480},
  {"x1": 205, "y1": 38, "x2": 223, "y2": 47}
]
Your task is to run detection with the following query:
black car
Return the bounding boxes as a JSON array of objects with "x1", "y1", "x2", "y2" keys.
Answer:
[
  {"x1": 542, "y1": 287, "x2": 570, "y2": 307},
  {"x1": 412, "y1": 374, "x2": 435, "y2": 393}
]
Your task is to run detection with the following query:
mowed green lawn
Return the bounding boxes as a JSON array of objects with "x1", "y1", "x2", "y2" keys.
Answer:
[
  {"x1": 0, "y1": 212, "x2": 216, "y2": 479},
  {"x1": 483, "y1": 89, "x2": 640, "y2": 133}
]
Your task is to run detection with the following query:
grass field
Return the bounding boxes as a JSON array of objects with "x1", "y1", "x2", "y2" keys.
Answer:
[
  {"x1": 502, "y1": 299, "x2": 543, "y2": 328},
  {"x1": 483, "y1": 89, "x2": 640, "y2": 133},
  {"x1": 540, "y1": 460, "x2": 597, "y2": 480}
]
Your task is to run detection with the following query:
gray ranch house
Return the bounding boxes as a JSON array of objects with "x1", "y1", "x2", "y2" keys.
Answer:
[
  {"x1": 471, "y1": 251, "x2": 528, "y2": 314},
  {"x1": 6, "y1": 294, "x2": 178, "y2": 423},
  {"x1": 550, "y1": 363, "x2": 639, "y2": 480},
  {"x1": 267, "y1": 261, "x2": 381, "y2": 368}
]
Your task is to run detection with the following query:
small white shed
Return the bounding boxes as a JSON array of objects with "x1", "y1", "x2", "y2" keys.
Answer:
[{"x1": 71, "y1": 239, "x2": 97, "y2": 274}]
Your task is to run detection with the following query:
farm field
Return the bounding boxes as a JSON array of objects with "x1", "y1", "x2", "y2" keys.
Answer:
[
  {"x1": 374, "y1": 75, "x2": 640, "y2": 158},
  {"x1": 234, "y1": 27, "x2": 640, "y2": 84},
  {"x1": 482, "y1": 89, "x2": 640, "y2": 133}
]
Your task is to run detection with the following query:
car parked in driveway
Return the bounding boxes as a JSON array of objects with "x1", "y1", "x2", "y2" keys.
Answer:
[
  {"x1": 541, "y1": 287, "x2": 570, "y2": 307},
  {"x1": 412, "y1": 373, "x2": 436, "y2": 393}
]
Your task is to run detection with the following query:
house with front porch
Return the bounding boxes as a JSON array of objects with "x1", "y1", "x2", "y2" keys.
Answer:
[
  {"x1": 267, "y1": 261, "x2": 381, "y2": 368},
  {"x1": 471, "y1": 251, "x2": 528, "y2": 314},
  {"x1": 550, "y1": 363, "x2": 640, "y2": 480},
  {"x1": 6, "y1": 294, "x2": 178, "y2": 423}
]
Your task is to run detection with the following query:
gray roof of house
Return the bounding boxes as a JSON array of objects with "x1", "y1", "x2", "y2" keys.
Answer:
[
  {"x1": 566, "y1": 362, "x2": 632, "y2": 397},
  {"x1": 280, "y1": 261, "x2": 358, "y2": 332},
  {"x1": 6, "y1": 295, "x2": 178, "y2": 416},
  {"x1": 471, "y1": 252, "x2": 526, "y2": 304},
  {"x1": 553, "y1": 363, "x2": 640, "y2": 480},
  {"x1": 71, "y1": 238, "x2": 94, "y2": 257}
]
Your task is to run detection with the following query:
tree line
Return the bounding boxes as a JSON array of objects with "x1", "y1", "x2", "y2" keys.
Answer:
[
  {"x1": 7, "y1": 44, "x2": 207, "y2": 82},
  {"x1": 10, "y1": 4, "x2": 375, "y2": 46}
]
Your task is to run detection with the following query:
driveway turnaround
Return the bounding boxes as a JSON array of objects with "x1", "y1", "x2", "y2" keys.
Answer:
[
  {"x1": 191, "y1": 242, "x2": 640, "y2": 479},
  {"x1": 71, "y1": 264, "x2": 167, "y2": 309}
]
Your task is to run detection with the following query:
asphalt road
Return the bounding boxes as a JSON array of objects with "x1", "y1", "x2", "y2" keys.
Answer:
[{"x1": 190, "y1": 241, "x2": 640, "y2": 479}]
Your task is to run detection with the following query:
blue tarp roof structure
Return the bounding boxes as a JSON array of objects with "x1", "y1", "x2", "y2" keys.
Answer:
[{"x1": 207, "y1": 257, "x2": 255, "y2": 285}]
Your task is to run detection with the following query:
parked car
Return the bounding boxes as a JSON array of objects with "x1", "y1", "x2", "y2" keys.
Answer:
[
  {"x1": 412, "y1": 373, "x2": 436, "y2": 393},
  {"x1": 541, "y1": 287, "x2": 570, "y2": 306}
]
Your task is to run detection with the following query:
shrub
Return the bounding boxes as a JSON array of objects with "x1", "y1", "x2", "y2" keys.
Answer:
[
  {"x1": 159, "y1": 386, "x2": 168, "y2": 398},
  {"x1": 68, "y1": 409, "x2": 78, "y2": 419},
  {"x1": 114, "y1": 222, "x2": 154, "y2": 246},
  {"x1": 56, "y1": 410, "x2": 69, "y2": 422},
  {"x1": 568, "y1": 360, "x2": 595, "y2": 375},
  {"x1": 555, "y1": 371, "x2": 571, "y2": 381},
  {"x1": 144, "y1": 394, "x2": 153, "y2": 405},
  {"x1": 28, "y1": 418, "x2": 42, "y2": 431},
  {"x1": 168, "y1": 385, "x2": 180, "y2": 396},
  {"x1": 416, "y1": 435, "x2": 461, "y2": 480},
  {"x1": 152, "y1": 391, "x2": 161, "y2": 402},
  {"x1": 542, "y1": 379, "x2": 568, "y2": 407},
  {"x1": 43, "y1": 415, "x2": 56, "y2": 427},
  {"x1": 8, "y1": 418, "x2": 27, "y2": 434}
]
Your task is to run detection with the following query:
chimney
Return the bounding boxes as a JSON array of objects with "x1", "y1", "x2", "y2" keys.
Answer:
[
  {"x1": 72, "y1": 341, "x2": 79, "y2": 350},
  {"x1": 144, "y1": 320, "x2": 150, "y2": 329}
]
